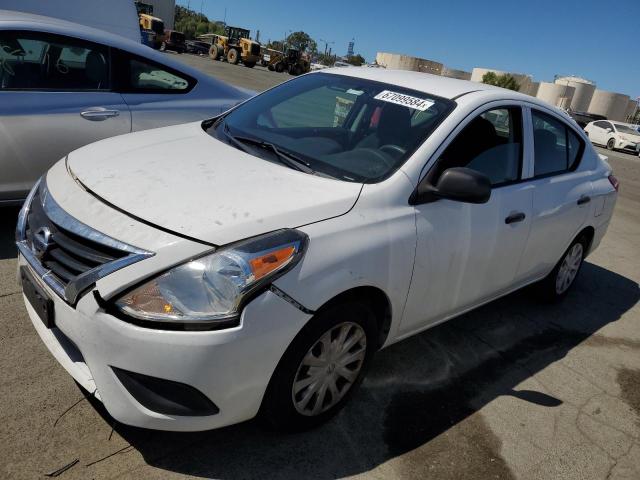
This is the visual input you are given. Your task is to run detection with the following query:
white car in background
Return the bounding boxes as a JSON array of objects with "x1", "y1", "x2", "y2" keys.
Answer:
[
  {"x1": 0, "y1": 9, "x2": 251, "y2": 205},
  {"x1": 17, "y1": 69, "x2": 617, "y2": 432},
  {"x1": 584, "y1": 120, "x2": 640, "y2": 153}
]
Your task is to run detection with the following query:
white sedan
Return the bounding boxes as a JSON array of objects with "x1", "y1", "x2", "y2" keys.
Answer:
[
  {"x1": 16, "y1": 69, "x2": 618, "y2": 432},
  {"x1": 584, "y1": 120, "x2": 640, "y2": 153}
]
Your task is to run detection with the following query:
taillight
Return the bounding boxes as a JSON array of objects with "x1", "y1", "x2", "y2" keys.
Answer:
[{"x1": 608, "y1": 174, "x2": 620, "y2": 192}]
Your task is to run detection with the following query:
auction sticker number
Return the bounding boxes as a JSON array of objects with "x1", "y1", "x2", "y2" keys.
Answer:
[{"x1": 374, "y1": 90, "x2": 434, "y2": 111}]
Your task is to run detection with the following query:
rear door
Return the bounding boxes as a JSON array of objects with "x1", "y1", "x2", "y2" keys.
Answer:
[
  {"x1": 114, "y1": 51, "x2": 229, "y2": 131},
  {"x1": 515, "y1": 107, "x2": 592, "y2": 282},
  {"x1": 0, "y1": 30, "x2": 130, "y2": 202}
]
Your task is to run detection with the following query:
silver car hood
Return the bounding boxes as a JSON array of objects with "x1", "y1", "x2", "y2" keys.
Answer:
[{"x1": 66, "y1": 122, "x2": 362, "y2": 245}]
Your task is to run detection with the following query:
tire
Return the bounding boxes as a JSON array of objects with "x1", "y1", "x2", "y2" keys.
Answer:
[
  {"x1": 209, "y1": 45, "x2": 219, "y2": 60},
  {"x1": 267, "y1": 64, "x2": 275, "y2": 71},
  {"x1": 244, "y1": 61, "x2": 256, "y2": 68},
  {"x1": 291, "y1": 65, "x2": 302, "y2": 76},
  {"x1": 535, "y1": 235, "x2": 588, "y2": 302},
  {"x1": 607, "y1": 138, "x2": 615, "y2": 150},
  {"x1": 227, "y1": 49, "x2": 239, "y2": 65},
  {"x1": 275, "y1": 62, "x2": 285, "y2": 73},
  {"x1": 260, "y1": 299, "x2": 377, "y2": 431}
]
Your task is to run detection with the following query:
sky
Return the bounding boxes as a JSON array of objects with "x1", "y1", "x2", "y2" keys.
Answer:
[{"x1": 177, "y1": 0, "x2": 640, "y2": 99}]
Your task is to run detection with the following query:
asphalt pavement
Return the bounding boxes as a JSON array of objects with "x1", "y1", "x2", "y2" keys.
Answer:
[{"x1": 1, "y1": 54, "x2": 639, "y2": 480}]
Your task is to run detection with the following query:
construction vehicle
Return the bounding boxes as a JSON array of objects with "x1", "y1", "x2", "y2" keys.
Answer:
[
  {"x1": 205, "y1": 26, "x2": 261, "y2": 68},
  {"x1": 265, "y1": 48, "x2": 311, "y2": 76},
  {"x1": 138, "y1": 13, "x2": 164, "y2": 49}
]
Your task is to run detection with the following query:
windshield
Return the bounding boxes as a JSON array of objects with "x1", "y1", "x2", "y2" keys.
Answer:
[
  {"x1": 614, "y1": 124, "x2": 639, "y2": 135},
  {"x1": 207, "y1": 73, "x2": 455, "y2": 182}
]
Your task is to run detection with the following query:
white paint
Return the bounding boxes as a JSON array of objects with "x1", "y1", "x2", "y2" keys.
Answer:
[{"x1": 21, "y1": 70, "x2": 618, "y2": 432}]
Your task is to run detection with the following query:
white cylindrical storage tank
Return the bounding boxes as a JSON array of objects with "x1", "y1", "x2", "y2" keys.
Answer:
[
  {"x1": 589, "y1": 90, "x2": 630, "y2": 121},
  {"x1": 441, "y1": 67, "x2": 471, "y2": 80},
  {"x1": 554, "y1": 76, "x2": 596, "y2": 112},
  {"x1": 536, "y1": 82, "x2": 575, "y2": 109},
  {"x1": 471, "y1": 67, "x2": 532, "y2": 94},
  {"x1": 624, "y1": 99, "x2": 638, "y2": 121},
  {"x1": 375, "y1": 52, "x2": 443, "y2": 75}
]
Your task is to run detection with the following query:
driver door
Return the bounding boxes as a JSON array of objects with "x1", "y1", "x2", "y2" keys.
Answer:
[{"x1": 400, "y1": 104, "x2": 534, "y2": 336}]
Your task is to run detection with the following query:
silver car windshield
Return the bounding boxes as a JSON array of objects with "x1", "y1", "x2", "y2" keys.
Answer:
[{"x1": 207, "y1": 73, "x2": 455, "y2": 182}]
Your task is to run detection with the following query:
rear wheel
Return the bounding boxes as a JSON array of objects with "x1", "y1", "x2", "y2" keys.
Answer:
[
  {"x1": 260, "y1": 300, "x2": 377, "y2": 431},
  {"x1": 535, "y1": 235, "x2": 587, "y2": 302},
  {"x1": 227, "y1": 48, "x2": 240, "y2": 65},
  {"x1": 607, "y1": 138, "x2": 615, "y2": 150},
  {"x1": 275, "y1": 62, "x2": 285, "y2": 73},
  {"x1": 208, "y1": 45, "x2": 219, "y2": 60}
]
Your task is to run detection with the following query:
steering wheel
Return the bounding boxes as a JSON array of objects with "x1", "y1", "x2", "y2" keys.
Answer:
[{"x1": 380, "y1": 144, "x2": 407, "y2": 159}]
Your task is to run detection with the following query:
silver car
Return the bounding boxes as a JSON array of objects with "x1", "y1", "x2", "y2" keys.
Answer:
[{"x1": 0, "y1": 10, "x2": 251, "y2": 205}]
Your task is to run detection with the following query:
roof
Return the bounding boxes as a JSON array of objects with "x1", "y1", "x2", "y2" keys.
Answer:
[{"x1": 321, "y1": 67, "x2": 507, "y2": 100}]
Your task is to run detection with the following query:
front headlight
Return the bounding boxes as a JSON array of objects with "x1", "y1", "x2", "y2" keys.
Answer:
[{"x1": 114, "y1": 229, "x2": 307, "y2": 328}]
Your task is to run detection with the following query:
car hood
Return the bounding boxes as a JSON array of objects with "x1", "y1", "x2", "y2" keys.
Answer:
[{"x1": 66, "y1": 122, "x2": 362, "y2": 246}]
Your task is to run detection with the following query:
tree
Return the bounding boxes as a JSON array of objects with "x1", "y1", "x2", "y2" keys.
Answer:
[
  {"x1": 285, "y1": 31, "x2": 317, "y2": 54},
  {"x1": 345, "y1": 54, "x2": 366, "y2": 66},
  {"x1": 173, "y1": 5, "x2": 224, "y2": 39},
  {"x1": 481, "y1": 71, "x2": 520, "y2": 91}
]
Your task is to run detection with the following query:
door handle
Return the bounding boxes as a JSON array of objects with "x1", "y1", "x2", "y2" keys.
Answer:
[
  {"x1": 505, "y1": 212, "x2": 526, "y2": 224},
  {"x1": 80, "y1": 108, "x2": 120, "y2": 121},
  {"x1": 577, "y1": 196, "x2": 591, "y2": 205}
]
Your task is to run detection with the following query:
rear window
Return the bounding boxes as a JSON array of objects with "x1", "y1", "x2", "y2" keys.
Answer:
[{"x1": 532, "y1": 110, "x2": 584, "y2": 177}]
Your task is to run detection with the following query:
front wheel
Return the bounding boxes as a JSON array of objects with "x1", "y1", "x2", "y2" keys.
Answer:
[
  {"x1": 260, "y1": 300, "x2": 377, "y2": 431},
  {"x1": 227, "y1": 49, "x2": 239, "y2": 64},
  {"x1": 535, "y1": 235, "x2": 587, "y2": 302},
  {"x1": 607, "y1": 138, "x2": 615, "y2": 150}
]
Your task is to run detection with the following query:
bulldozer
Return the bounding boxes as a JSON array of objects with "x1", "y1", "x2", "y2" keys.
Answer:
[
  {"x1": 206, "y1": 26, "x2": 261, "y2": 68},
  {"x1": 265, "y1": 48, "x2": 310, "y2": 76}
]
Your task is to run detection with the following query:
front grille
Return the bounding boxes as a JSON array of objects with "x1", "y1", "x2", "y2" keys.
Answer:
[
  {"x1": 25, "y1": 190, "x2": 128, "y2": 285},
  {"x1": 16, "y1": 179, "x2": 153, "y2": 304}
]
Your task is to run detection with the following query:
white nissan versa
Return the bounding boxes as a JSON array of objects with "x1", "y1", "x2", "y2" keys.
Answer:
[{"x1": 17, "y1": 69, "x2": 618, "y2": 432}]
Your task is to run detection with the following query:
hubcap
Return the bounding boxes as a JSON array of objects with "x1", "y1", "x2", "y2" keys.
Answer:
[
  {"x1": 555, "y1": 243, "x2": 583, "y2": 294},
  {"x1": 292, "y1": 321, "x2": 367, "y2": 416}
]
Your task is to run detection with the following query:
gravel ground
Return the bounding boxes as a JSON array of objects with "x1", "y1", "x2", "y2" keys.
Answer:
[{"x1": 0, "y1": 53, "x2": 639, "y2": 480}]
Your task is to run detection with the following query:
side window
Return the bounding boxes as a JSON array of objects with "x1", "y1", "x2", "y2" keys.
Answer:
[
  {"x1": 0, "y1": 31, "x2": 110, "y2": 91},
  {"x1": 431, "y1": 107, "x2": 523, "y2": 186},
  {"x1": 120, "y1": 54, "x2": 193, "y2": 92},
  {"x1": 593, "y1": 121, "x2": 608, "y2": 129},
  {"x1": 532, "y1": 110, "x2": 584, "y2": 177}
]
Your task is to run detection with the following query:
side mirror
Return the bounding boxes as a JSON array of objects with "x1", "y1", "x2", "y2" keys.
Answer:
[{"x1": 413, "y1": 167, "x2": 491, "y2": 204}]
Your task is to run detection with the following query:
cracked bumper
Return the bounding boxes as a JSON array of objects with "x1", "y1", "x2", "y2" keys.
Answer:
[{"x1": 19, "y1": 256, "x2": 311, "y2": 431}]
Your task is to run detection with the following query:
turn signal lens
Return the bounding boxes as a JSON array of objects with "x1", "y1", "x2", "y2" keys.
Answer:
[
  {"x1": 249, "y1": 245, "x2": 296, "y2": 281},
  {"x1": 608, "y1": 174, "x2": 620, "y2": 192}
]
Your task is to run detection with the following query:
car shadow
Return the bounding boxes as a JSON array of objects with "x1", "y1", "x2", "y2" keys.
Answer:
[
  {"x1": 0, "y1": 207, "x2": 20, "y2": 260},
  {"x1": 83, "y1": 260, "x2": 639, "y2": 479}
]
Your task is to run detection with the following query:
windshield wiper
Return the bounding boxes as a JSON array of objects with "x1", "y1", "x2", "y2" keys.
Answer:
[{"x1": 224, "y1": 127, "x2": 314, "y2": 174}]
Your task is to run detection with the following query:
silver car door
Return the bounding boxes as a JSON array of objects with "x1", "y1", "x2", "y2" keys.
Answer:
[
  {"x1": 0, "y1": 30, "x2": 131, "y2": 203},
  {"x1": 115, "y1": 51, "x2": 237, "y2": 131}
]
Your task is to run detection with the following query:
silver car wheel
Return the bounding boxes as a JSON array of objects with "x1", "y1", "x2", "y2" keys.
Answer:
[
  {"x1": 292, "y1": 321, "x2": 367, "y2": 416},
  {"x1": 555, "y1": 243, "x2": 583, "y2": 294}
]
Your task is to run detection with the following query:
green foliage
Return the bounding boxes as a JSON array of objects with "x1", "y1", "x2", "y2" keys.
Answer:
[
  {"x1": 285, "y1": 31, "x2": 317, "y2": 54},
  {"x1": 481, "y1": 71, "x2": 520, "y2": 91},
  {"x1": 174, "y1": 5, "x2": 224, "y2": 39},
  {"x1": 345, "y1": 54, "x2": 366, "y2": 66}
]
